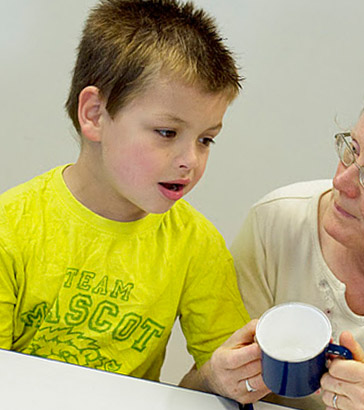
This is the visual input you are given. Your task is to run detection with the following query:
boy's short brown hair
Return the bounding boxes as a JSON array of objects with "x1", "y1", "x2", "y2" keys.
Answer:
[{"x1": 65, "y1": 0, "x2": 243, "y2": 134}]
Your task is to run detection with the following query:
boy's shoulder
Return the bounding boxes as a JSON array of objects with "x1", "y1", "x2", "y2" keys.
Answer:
[{"x1": 0, "y1": 166, "x2": 63, "y2": 210}]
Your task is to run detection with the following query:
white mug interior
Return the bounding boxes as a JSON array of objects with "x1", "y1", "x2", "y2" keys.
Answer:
[{"x1": 256, "y1": 302, "x2": 331, "y2": 362}]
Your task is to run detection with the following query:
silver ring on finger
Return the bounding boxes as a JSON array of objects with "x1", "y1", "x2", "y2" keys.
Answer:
[
  {"x1": 332, "y1": 393, "x2": 338, "y2": 409},
  {"x1": 245, "y1": 379, "x2": 257, "y2": 393}
]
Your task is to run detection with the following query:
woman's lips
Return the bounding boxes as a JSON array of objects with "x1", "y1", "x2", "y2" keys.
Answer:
[{"x1": 334, "y1": 202, "x2": 357, "y2": 219}]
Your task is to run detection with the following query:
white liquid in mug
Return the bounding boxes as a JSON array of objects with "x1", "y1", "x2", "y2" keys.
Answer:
[
  {"x1": 270, "y1": 344, "x2": 318, "y2": 361},
  {"x1": 257, "y1": 302, "x2": 332, "y2": 362}
]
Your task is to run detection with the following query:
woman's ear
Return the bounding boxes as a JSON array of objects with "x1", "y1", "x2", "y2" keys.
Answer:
[{"x1": 78, "y1": 86, "x2": 105, "y2": 142}]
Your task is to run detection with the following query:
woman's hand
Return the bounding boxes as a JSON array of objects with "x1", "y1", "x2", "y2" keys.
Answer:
[
  {"x1": 321, "y1": 331, "x2": 364, "y2": 409},
  {"x1": 180, "y1": 319, "x2": 270, "y2": 404}
]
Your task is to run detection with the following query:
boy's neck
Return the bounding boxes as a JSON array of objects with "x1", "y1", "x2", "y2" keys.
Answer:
[{"x1": 62, "y1": 156, "x2": 149, "y2": 223}]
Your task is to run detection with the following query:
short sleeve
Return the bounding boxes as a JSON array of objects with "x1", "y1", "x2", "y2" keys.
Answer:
[{"x1": 230, "y1": 208, "x2": 274, "y2": 319}]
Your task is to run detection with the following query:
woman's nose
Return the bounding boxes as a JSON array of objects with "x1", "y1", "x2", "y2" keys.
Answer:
[{"x1": 333, "y1": 162, "x2": 361, "y2": 199}]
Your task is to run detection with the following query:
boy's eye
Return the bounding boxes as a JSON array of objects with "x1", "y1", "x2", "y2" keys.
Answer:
[
  {"x1": 156, "y1": 129, "x2": 176, "y2": 138},
  {"x1": 199, "y1": 137, "x2": 215, "y2": 147}
]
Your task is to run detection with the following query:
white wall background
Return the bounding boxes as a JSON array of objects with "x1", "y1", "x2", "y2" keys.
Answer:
[{"x1": 1, "y1": 0, "x2": 364, "y2": 385}]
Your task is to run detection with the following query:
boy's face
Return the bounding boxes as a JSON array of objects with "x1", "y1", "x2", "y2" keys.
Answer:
[{"x1": 87, "y1": 76, "x2": 230, "y2": 221}]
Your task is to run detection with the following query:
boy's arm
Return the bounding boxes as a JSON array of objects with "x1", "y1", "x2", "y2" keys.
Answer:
[{"x1": 179, "y1": 320, "x2": 270, "y2": 405}]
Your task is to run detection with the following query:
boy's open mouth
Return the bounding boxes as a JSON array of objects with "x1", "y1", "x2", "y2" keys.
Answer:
[{"x1": 159, "y1": 183, "x2": 184, "y2": 192}]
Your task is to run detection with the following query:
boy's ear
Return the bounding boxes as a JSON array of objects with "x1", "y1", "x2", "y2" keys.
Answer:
[{"x1": 78, "y1": 86, "x2": 106, "y2": 142}]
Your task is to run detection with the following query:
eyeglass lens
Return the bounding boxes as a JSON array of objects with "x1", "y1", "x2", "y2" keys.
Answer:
[
  {"x1": 336, "y1": 135, "x2": 355, "y2": 166},
  {"x1": 336, "y1": 133, "x2": 364, "y2": 187}
]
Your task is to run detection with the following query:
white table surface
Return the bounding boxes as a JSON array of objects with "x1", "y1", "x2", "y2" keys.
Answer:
[{"x1": 0, "y1": 349, "x2": 296, "y2": 410}]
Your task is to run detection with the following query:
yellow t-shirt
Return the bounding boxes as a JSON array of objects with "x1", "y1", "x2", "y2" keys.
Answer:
[{"x1": 0, "y1": 165, "x2": 249, "y2": 381}]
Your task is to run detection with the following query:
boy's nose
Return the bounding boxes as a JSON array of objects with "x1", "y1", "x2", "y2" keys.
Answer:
[{"x1": 177, "y1": 144, "x2": 199, "y2": 170}]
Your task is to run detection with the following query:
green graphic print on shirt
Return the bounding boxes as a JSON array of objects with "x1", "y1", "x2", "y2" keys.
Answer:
[{"x1": 20, "y1": 267, "x2": 166, "y2": 373}]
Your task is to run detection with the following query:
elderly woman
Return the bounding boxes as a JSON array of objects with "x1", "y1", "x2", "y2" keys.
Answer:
[{"x1": 231, "y1": 110, "x2": 364, "y2": 410}]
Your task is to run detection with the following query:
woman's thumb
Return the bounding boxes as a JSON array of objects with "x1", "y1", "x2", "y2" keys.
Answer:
[{"x1": 339, "y1": 331, "x2": 364, "y2": 362}]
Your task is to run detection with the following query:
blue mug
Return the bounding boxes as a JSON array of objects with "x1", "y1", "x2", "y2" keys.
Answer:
[{"x1": 256, "y1": 302, "x2": 352, "y2": 398}]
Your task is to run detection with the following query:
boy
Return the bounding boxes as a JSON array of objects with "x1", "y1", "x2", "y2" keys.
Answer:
[{"x1": 0, "y1": 0, "x2": 269, "y2": 404}]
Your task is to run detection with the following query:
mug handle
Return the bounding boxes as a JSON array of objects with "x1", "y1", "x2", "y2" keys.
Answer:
[{"x1": 326, "y1": 343, "x2": 353, "y2": 360}]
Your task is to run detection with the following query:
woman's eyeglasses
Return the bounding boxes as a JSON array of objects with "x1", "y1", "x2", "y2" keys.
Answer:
[{"x1": 335, "y1": 132, "x2": 364, "y2": 188}]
